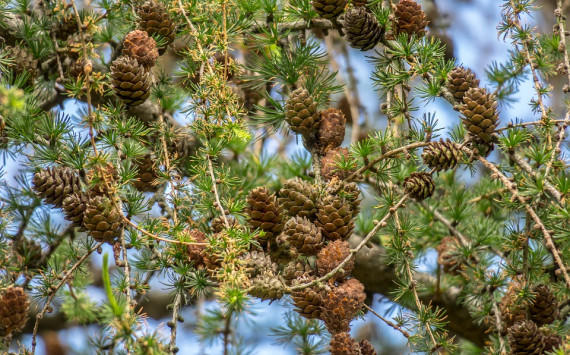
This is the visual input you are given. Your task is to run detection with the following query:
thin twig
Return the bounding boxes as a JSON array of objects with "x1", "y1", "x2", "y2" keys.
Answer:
[
  {"x1": 208, "y1": 157, "x2": 230, "y2": 229},
  {"x1": 169, "y1": 293, "x2": 181, "y2": 354},
  {"x1": 363, "y1": 304, "x2": 410, "y2": 338}
]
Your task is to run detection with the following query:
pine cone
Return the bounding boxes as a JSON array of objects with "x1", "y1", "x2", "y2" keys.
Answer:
[
  {"x1": 291, "y1": 276, "x2": 326, "y2": 319},
  {"x1": 393, "y1": 0, "x2": 429, "y2": 38},
  {"x1": 341, "y1": 7, "x2": 383, "y2": 51},
  {"x1": 32, "y1": 167, "x2": 82, "y2": 207},
  {"x1": 329, "y1": 332, "x2": 360, "y2": 355},
  {"x1": 460, "y1": 87, "x2": 500, "y2": 143},
  {"x1": 17, "y1": 238, "x2": 43, "y2": 269},
  {"x1": 321, "y1": 148, "x2": 356, "y2": 181},
  {"x1": 446, "y1": 67, "x2": 480, "y2": 102},
  {"x1": 110, "y1": 56, "x2": 152, "y2": 106},
  {"x1": 321, "y1": 279, "x2": 366, "y2": 334},
  {"x1": 312, "y1": 0, "x2": 348, "y2": 19},
  {"x1": 422, "y1": 139, "x2": 462, "y2": 172},
  {"x1": 69, "y1": 59, "x2": 87, "y2": 77},
  {"x1": 137, "y1": 0, "x2": 176, "y2": 52},
  {"x1": 122, "y1": 30, "x2": 159, "y2": 68},
  {"x1": 87, "y1": 163, "x2": 119, "y2": 197},
  {"x1": 285, "y1": 88, "x2": 320, "y2": 134},
  {"x1": 283, "y1": 259, "x2": 313, "y2": 286},
  {"x1": 239, "y1": 250, "x2": 277, "y2": 277},
  {"x1": 499, "y1": 287, "x2": 528, "y2": 334},
  {"x1": 249, "y1": 272, "x2": 284, "y2": 301},
  {"x1": 278, "y1": 178, "x2": 318, "y2": 219},
  {"x1": 507, "y1": 321, "x2": 544, "y2": 355},
  {"x1": 62, "y1": 192, "x2": 90, "y2": 229},
  {"x1": 541, "y1": 328, "x2": 562, "y2": 353},
  {"x1": 273, "y1": 234, "x2": 299, "y2": 265},
  {"x1": 336, "y1": 181, "x2": 362, "y2": 217},
  {"x1": 83, "y1": 196, "x2": 124, "y2": 243},
  {"x1": 283, "y1": 216, "x2": 324, "y2": 256},
  {"x1": 245, "y1": 187, "x2": 284, "y2": 242},
  {"x1": 4, "y1": 46, "x2": 39, "y2": 88},
  {"x1": 436, "y1": 237, "x2": 462, "y2": 275},
  {"x1": 403, "y1": 172, "x2": 435, "y2": 200},
  {"x1": 316, "y1": 240, "x2": 354, "y2": 282},
  {"x1": 133, "y1": 154, "x2": 159, "y2": 192},
  {"x1": 316, "y1": 108, "x2": 346, "y2": 154},
  {"x1": 0, "y1": 286, "x2": 30, "y2": 337},
  {"x1": 316, "y1": 195, "x2": 355, "y2": 242},
  {"x1": 211, "y1": 215, "x2": 239, "y2": 233},
  {"x1": 358, "y1": 339, "x2": 377, "y2": 355},
  {"x1": 529, "y1": 284, "x2": 559, "y2": 326},
  {"x1": 184, "y1": 229, "x2": 208, "y2": 268}
]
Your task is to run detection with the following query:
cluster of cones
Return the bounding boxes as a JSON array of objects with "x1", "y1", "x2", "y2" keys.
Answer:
[
  {"x1": 311, "y1": 0, "x2": 428, "y2": 51},
  {"x1": 110, "y1": 0, "x2": 176, "y2": 106},
  {"x1": 31, "y1": 165, "x2": 124, "y2": 244},
  {"x1": 446, "y1": 66, "x2": 500, "y2": 155},
  {"x1": 499, "y1": 282, "x2": 562, "y2": 354}
]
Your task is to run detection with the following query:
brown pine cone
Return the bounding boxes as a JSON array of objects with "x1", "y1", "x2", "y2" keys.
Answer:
[
  {"x1": 278, "y1": 178, "x2": 318, "y2": 219},
  {"x1": 341, "y1": 7, "x2": 383, "y2": 51},
  {"x1": 282, "y1": 259, "x2": 313, "y2": 286},
  {"x1": 239, "y1": 250, "x2": 277, "y2": 277},
  {"x1": 291, "y1": 276, "x2": 326, "y2": 319},
  {"x1": 62, "y1": 192, "x2": 90, "y2": 230},
  {"x1": 446, "y1": 66, "x2": 480, "y2": 102},
  {"x1": 133, "y1": 154, "x2": 159, "y2": 192},
  {"x1": 312, "y1": 0, "x2": 348, "y2": 19},
  {"x1": 507, "y1": 321, "x2": 544, "y2": 355},
  {"x1": 0, "y1": 286, "x2": 30, "y2": 337},
  {"x1": 69, "y1": 59, "x2": 87, "y2": 77},
  {"x1": 403, "y1": 172, "x2": 435, "y2": 200},
  {"x1": 393, "y1": 0, "x2": 429, "y2": 38},
  {"x1": 321, "y1": 279, "x2": 366, "y2": 334},
  {"x1": 32, "y1": 167, "x2": 82, "y2": 207},
  {"x1": 137, "y1": 0, "x2": 176, "y2": 52},
  {"x1": 329, "y1": 332, "x2": 360, "y2": 355},
  {"x1": 245, "y1": 187, "x2": 284, "y2": 242},
  {"x1": 460, "y1": 87, "x2": 500, "y2": 144},
  {"x1": 122, "y1": 30, "x2": 159, "y2": 68},
  {"x1": 422, "y1": 139, "x2": 462, "y2": 172},
  {"x1": 499, "y1": 286, "x2": 528, "y2": 334},
  {"x1": 541, "y1": 328, "x2": 562, "y2": 353},
  {"x1": 316, "y1": 195, "x2": 355, "y2": 242},
  {"x1": 110, "y1": 56, "x2": 152, "y2": 106},
  {"x1": 285, "y1": 88, "x2": 320, "y2": 134},
  {"x1": 358, "y1": 339, "x2": 377, "y2": 355},
  {"x1": 283, "y1": 216, "x2": 324, "y2": 256},
  {"x1": 529, "y1": 284, "x2": 559, "y2": 326},
  {"x1": 316, "y1": 108, "x2": 346, "y2": 155},
  {"x1": 337, "y1": 181, "x2": 362, "y2": 217},
  {"x1": 321, "y1": 148, "x2": 356, "y2": 181},
  {"x1": 436, "y1": 237, "x2": 461, "y2": 275},
  {"x1": 211, "y1": 215, "x2": 239, "y2": 233},
  {"x1": 53, "y1": 15, "x2": 78, "y2": 40},
  {"x1": 185, "y1": 229, "x2": 208, "y2": 268},
  {"x1": 83, "y1": 196, "x2": 124, "y2": 243},
  {"x1": 316, "y1": 240, "x2": 354, "y2": 283}
]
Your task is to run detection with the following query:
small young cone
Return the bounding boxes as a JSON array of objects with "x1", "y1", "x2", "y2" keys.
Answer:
[
  {"x1": 460, "y1": 87, "x2": 499, "y2": 143},
  {"x1": 393, "y1": 0, "x2": 429, "y2": 38},
  {"x1": 239, "y1": 250, "x2": 277, "y2": 277},
  {"x1": 83, "y1": 196, "x2": 124, "y2": 243},
  {"x1": 312, "y1": 0, "x2": 348, "y2": 19},
  {"x1": 422, "y1": 139, "x2": 462, "y2": 172},
  {"x1": 278, "y1": 178, "x2": 318, "y2": 219},
  {"x1": 122, "y1": 30, "x2": 159, "y2": 68},
  {"x1": 321, "y1": 148, "x2": 356, "y2": 181},
  {"x1": 291, "y1": 276, "x2": 326, "y2": 319},
  {"x1": 32, "y1": 167, "x2": 82, "y2": 207},
  {"x1": 0, "y1": 286, "x2": 30, "y2": 337},
  {"x1": 321, "y1": 279, "x2": 366, "y2": 334},
  {"x1": 529, "y1": 284, "x2": 559, "y2": 326},
  {"x1": 185, "y1": 229, "x2": 208, "y2": 268},
  {"x1": 316, "y1": 108, "x2": 346, "y2": 155},
  {"x1": 507, "y1": 321, "x2": 545, "y2": 355},
  {"x1": 329, "y1": 332, "x2": 360, "y2": 355},
  {"x1": 403, "y1": 172, "x2": 435, "y2": 200},
  {"x1": 359, "y1": 340, "x2": 377, "y2": 355},
  {"x1": 282, "y1": 259, "x2": 313, "y2": 286},
  {"x1": 249, "y1": 272, "x2": 284, "y2": 301},
  {"x1": 285, "y1": 88, "x2": 320, "y2": 134},
  {"x1": 211, "y1": 215, "x2": 239, "y2": 233},
  {"x1": 245, "y1": 187, "x2": 284, "y2": 242},
  {"x1": 316, "y1": 195, "x2": 356, "y2": 241},
  {"x1": 283, "y1": 216, "x2": 324, "y2": 256},
  {"x1": 110, "y1": 56, "x2": 152, "y2": 106},
  {"x1": 137, "y1": 0, "x2": 176, "y2": 52},
  {"x1": 341, "y1": 7, "x2": 383, "y2": 51},
  {"x1": 446, "y1": 67, "x2": 480, "y2": 102},
  {"x1": 133, "y1": 154, "x2": 159, "y2": 192},
  {"x1": 316, "y1": 240, "x2": 354, "y2": 282}
]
